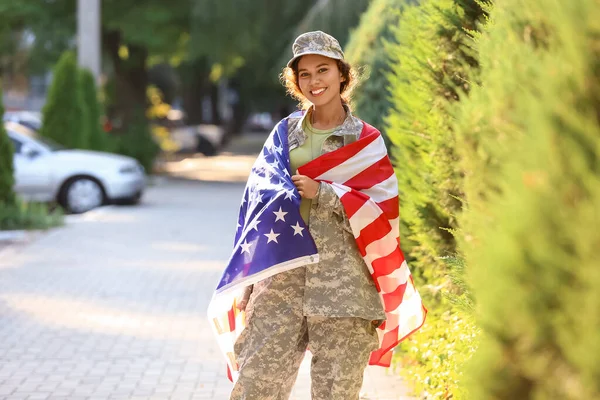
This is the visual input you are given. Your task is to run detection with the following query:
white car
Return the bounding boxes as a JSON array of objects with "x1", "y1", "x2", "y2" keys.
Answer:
[{"x1": 5, "y1": 122, "x2": 146, "y2": 214}]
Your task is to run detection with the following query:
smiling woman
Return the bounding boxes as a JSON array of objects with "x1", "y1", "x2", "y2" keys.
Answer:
[
  {"x1": 281, "y1": 45, "x2": 358, "y2": 120},
  {"x1": 213, "y1": 30, "x2": 425, "y2": 400}
]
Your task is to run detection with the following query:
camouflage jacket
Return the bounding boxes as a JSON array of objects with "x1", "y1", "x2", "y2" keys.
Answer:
[{"x1": 247, "y1": 107, "x2": 386, "y2": 322}]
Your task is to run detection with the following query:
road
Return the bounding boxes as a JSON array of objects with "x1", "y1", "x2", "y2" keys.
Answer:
[{"x1": 0, "y1": 147, "x2": 414, "y2": 399}]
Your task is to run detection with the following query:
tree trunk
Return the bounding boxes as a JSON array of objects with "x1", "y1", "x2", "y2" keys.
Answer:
[
  {"x1": 209, "y1": 82, "x2": 221, "y2": 125},
  {"x1": 102, "y1": 30, "x2": 149, "y2": 131},
  {"x1": 179, "y1": 58, "x2": 209, "y2": 125}
]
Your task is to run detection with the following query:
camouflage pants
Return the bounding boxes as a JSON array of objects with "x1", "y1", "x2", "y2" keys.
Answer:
[{"x1": 230, "y1": 307, "x2": 379, "y2": 400}]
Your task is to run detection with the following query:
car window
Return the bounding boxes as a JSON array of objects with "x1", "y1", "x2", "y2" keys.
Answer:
[{"x1": 9, "y1": 137, "x2": 23, "y2": 154}]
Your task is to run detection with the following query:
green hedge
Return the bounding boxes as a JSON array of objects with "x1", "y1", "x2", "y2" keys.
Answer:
[
  {"x1": 345, "y1": 0, "x2": 409, "y2": 137},
  {"x1": 386, "y1": 0, "x2": 484, "y2": 301},
  {"x1": 40, "y1": 51, "x2": 87, "y2": 149},
  {"x1": 0, "y1": 87, "x2": 16, "y2": 206},
  {"x1": 455, "y1": 0, "x2": 600, "y2": 398},
  {"x1": 377, "y1": 0, "x2": 484, "y2": 397},
  {"x1": 79, "y1": 68, "x2": 109, "y2": 152}
]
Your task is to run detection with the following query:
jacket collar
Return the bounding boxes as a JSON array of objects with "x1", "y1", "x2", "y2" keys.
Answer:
[{"x1": 287, "y1": 105, "x2": 363, "y2": 150}]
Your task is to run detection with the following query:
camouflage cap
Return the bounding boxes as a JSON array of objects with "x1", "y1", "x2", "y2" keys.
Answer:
[{"x1": 287, "y1": 31, "x2": 344, "y2": 68}]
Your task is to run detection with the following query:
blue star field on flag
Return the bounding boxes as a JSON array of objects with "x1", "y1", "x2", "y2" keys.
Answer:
[{"x1": 215, "y1": 118, "x2": 318, "y2": 294}]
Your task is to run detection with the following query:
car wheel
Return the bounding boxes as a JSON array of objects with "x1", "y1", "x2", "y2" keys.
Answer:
[{"x1": 60, "y1": 177, "x2": 105, "y2": 214}]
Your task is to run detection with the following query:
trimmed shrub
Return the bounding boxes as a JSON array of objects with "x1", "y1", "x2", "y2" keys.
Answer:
[
  {"x1": 382, "y1": 0, "x2": 485, "y2": 397},
  {"x1": 113, "y1": 108, "x2": 159, "y2": 173},
  {"x1": 345, "y1": 0, "x2": 408, "y2": 136},
  {"x1": 455, "y1": 0, "x2": 600, "y2": 398},
  {"x1": 386, "y1": 0, "x2": 484, "y2": 300},
  {"x1": 0, "y1": 87, "x2": 16, "y2": 206},
  {"x1": 40, "y1": 51, "x2": 87, "y2": 149},
  {"x1": 79, "y1": 68, "x2": 109, "y2": 151}
]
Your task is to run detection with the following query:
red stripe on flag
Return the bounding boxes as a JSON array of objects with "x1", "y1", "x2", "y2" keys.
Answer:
[
  {"x1": 343, "y1": 156, "x2": 394, "y2": 190},
  {"x1": 298, "y1": 130, "x2": 380, "y2": 178},
  {"x1": 382, "y1": 282, "x2": 408, "y2": 312},
  {"x1": 368, "y1": 326, "x2": 399, "y2": 366},
  {"x1": 377, "y1": 197, "x2": 399, "y2": 220},
  {"x1": 371, "y1": 247, "x2": 405, "y2": 279},
  {"x1": 355, "y1": 217, "x2": 393, "y2": 257},
  {"x1": 359, "y1": 121, "x2": 381, "y2": 139},
  {"x1": 339, "y1": 191, "x2": 368, "y2": 219},
  {"x1": 227, "y1": 306, "x2": 236, "y2": 331}
]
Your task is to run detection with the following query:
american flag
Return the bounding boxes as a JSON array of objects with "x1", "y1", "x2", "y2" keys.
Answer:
[{"x1": 208, "y1": 117, "x2": 426, "y2": 381}]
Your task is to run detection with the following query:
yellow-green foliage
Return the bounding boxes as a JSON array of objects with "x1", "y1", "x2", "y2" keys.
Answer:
[
  {"x1": 385, "y1": 0, "x2": 483, "y2": 300},
  {"x1": 396, "y1": 310, "x2": 479, "y2": 399},
  {"x1": 381, "y1": 0, "x2": 486, "y2": 397},
  {"x1": 455, "y1": 0, "x2": 600, "y2": 398}
]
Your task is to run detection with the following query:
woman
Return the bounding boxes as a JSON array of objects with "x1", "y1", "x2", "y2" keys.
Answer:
[{"x1": 229, "y1": 31, "x2": 389, "y2": 400}]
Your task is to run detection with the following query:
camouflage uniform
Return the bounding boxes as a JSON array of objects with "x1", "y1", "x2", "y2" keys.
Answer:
[
  {"x1": 231, "y1": 31, "x2": 385, "y2": 400},
  {"x1": 231, "y1": 106, "x2": 386, "y2": 400}
]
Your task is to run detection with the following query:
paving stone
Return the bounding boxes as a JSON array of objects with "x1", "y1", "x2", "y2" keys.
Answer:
[{"x1": 0, "y1": 179, "x2": 415, "y2": 399}]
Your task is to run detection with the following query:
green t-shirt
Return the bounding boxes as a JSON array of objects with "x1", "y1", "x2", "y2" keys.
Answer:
[{"x1": 289, "y1": 119, "x2": 335, "y2": 226}]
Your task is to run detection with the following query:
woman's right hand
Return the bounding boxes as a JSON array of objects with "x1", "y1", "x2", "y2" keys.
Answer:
[{"x1": 236, "y1": 285, "x2": 253, "y2": 311}]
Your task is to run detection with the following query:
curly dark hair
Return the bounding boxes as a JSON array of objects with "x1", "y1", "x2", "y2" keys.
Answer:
[{"x1": 280, "y1": 58, "x2": 359, "y2": 110}]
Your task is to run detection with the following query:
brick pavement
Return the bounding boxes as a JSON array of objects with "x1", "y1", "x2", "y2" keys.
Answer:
[{"x1": 0, "y1": 178, "x2": 414, "y2": 400}]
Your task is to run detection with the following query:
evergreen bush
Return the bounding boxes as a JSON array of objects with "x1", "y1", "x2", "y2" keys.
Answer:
[
  {"x1": 0, "y1": 87, "x2": 16, "y2": 206},
  {"x1": 39, "y1": 51, "x2": 87, "y2": 149},
  {"x1": 79, "y1": 68, "x2": 108, "y2": 151},
  {"x1": 386, "y1": 0, "x2": 484, "y2": 299},
  {"x1": 455, "y1": 0, "x2": 600, "y2": 398},
  {"x1": 345, "y1": 0, "x2": 408, "y2": 136},
  {"x1": 381, "y1": 0, "x2": 485, "y2": 397},
  {"x1": 114, "y1": 108, "x2": 159, "y2": 173}
]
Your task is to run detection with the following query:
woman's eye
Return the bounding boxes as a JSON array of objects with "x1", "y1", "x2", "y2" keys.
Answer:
[
  {"x1": 300, "y1": 73, "x2": 309, "y2": 78},
  {"x1": 319, "y1": 68, "x2": 328, "y2": 73}
]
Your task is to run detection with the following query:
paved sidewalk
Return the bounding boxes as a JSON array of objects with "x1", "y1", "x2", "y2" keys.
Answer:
[{"x1": 0, "y1": 177, "x2": 413, "y2": 399}]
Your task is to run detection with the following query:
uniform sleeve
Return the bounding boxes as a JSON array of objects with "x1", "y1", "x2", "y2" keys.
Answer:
[{"x1": 312, "y1": 181, "x2": 344, "y2": 215}]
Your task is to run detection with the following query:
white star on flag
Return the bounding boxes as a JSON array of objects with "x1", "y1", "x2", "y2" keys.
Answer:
[
  {"x1": 273, "y1": 207, "x2": 288, "y2": 222},
  {"x1": 264, "y1": 229, "x2": 280, "y2": 243},
  {"x1": 249, "y1": 219, "x2": 261, "y2": 231},
  {"x1": 240, "y1": 240, "x2": 252, "y2": 254},
  {"x1": 284, "y1": 190, "x2": 296, "y2": 201},
  {"x1": 291, "y1": 222, "x2": 305, "y2": 236}
]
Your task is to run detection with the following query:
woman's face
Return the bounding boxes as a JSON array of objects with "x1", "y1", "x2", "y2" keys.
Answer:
[{"x1": 296, "y1": 54, "x2": 344, "y2": 107}]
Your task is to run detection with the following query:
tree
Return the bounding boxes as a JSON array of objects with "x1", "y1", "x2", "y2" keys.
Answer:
[
  {"x1": 380, "y1": 0, "x2": 486, "y2": 397},
  {"x1": 386, "y1": 0, "x2": 485, "y2": 293},
  {"x1": 39, "y1": 51, "x2": 86, "y2": 148},
  {"x1": 455, "y1": 0, "x2": 600, "y2": 398},
  {"x1": 0, "y1": 87, "x2": 16, "y2": 206},
  {"x1": 345, "y1": 0, "x2": 416, "y2": 140},
  {"x1": 79, "y1": 67, "x2": 107, "y2": 151}
]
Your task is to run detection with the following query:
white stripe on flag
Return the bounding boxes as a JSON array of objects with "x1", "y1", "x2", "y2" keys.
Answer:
[
  {"x1": 363, "y1": 229, "x2": 400, "y2": 268},
  {"x1": 316, "y1": 135, "x2": 387, "y2": 183},
  {"x1": 376, "y1": 260, "x2": 410, "y2": 293},
  {"x1": 389, "y1": 217, "x2": 400, "y2": 233},
  {"x1": 349, "y1": 201, "x2": 383, "y2": 236},
  {"x1": 362, "y1": 173, "x2": 398, "y2": 204}
]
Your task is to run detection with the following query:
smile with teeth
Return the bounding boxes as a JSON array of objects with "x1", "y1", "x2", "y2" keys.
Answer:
[{"x1": 311, "y1": 88, "x2": 327, "y2": 96}]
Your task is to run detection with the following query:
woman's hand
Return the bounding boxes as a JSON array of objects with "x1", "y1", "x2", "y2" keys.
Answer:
[{"x1": 292, "y1": 171, "x2": 319, "y2": 199}]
